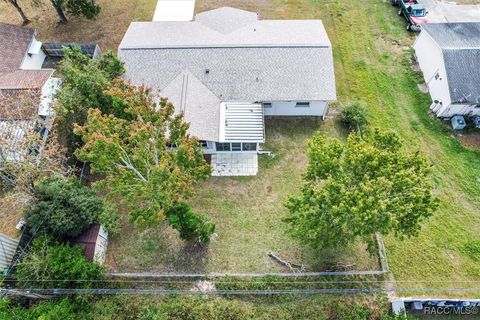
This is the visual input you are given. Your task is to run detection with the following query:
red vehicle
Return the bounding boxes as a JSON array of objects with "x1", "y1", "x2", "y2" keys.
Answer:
[{"x1": 391, "y1": 0, "x2": 428, "y2": 31}]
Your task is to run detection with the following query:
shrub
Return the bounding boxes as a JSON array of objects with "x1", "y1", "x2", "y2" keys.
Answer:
[
  {"x1": 340, "y1": 102, "x2": 368, "y2": 132},
  {"x1": 15, "y1": 236, "x2": 105, "y2": 289},
  {"x1": 138, "y1": 296, "x2": 253, "y2": 320},
  {"x1": 26, "y1": 176, "x2": 115, "y2": 238},
  {"x1": 464, "y1": 241, "x2": 480, "y2": 260},
  {"x1": 166, "y1": 203, "x2": 215, "y2": 244}
]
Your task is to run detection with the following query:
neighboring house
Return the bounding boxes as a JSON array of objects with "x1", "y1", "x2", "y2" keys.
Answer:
[
  {"x1": 0, "y1": 23, "x2": 59, "y2": 164},
  {"x1": 413, "y1": 23, "x2": 480, "y2": 118},
  {"x1": 118, "y1": 6, "x2": 336, "y2": 176},
  {"x1": 70, "y1": 224, "x2": 108, "y2": 265}
]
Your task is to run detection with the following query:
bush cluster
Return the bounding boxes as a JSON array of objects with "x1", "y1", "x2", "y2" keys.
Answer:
[{"x1": 167, "y1": 203, "x2": 216, "y2": 244}]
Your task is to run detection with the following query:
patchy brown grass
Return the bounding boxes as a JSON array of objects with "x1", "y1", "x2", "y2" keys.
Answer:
[
  {"x1": 458, "y1": 131, "x2": 480, "y2": 149},
  {"x1": 196, "y1": 0, "x2": 273, "y2": 17},
  {"x1": 0, "y1": 0, "x2": 157, "y2": 51}
]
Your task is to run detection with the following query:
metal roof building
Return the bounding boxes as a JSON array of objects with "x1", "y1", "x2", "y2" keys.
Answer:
[{"x1": 0, "y1": 233, "x2": 19, "y2": 271}]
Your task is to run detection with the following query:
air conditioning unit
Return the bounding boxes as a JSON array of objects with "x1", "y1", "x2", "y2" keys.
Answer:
[
  {"x1": 451, "y1": 115, "x2": 466, "y2": 130},
  {"x1": 472, "y1": 115, "x2": 480, "y2": 129}
]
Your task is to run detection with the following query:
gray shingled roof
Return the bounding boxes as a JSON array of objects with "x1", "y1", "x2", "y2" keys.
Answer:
[
  {"x1": 422, "y1": 23, "x2": 480, "y2": 49},
  {"x1": 119, "y1": 7, "x2": 336, "y2": 140},
  {"x1": 422, "y1": 23, "x2": 480, "y2": 105},
  {"x1": 162, "y1": 70, "x2": 221, "y2": 141},
  {"x1": 0, "y1": 23, "x2": 34, "y2": 73},
  {"x1": 443, "y1": 49, "x2": 480, "y2": 104}
]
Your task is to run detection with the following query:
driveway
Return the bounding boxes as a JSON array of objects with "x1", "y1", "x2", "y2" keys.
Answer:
[{"x1": 422, "y1": 0, "x2": 480, "y2": 22}]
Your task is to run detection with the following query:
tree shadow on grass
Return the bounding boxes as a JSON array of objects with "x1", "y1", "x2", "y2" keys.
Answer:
[
  {"x1": 107, "y1": 223, "x2": 210, "y2": 273},
  {"x1": 303, "y1": 242, "x2": 381, "y2": 272}
]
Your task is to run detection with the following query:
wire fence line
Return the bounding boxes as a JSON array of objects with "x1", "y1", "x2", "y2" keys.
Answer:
[
  {"x1": 109, "y1": 271, "x2": 388, "y2": 278},
  {"x1": 2, "y1": 287, "x2": 480, "y2": 298},
  {"x1": 9, "y1": 278, "x2": 480, "y2": 284}
]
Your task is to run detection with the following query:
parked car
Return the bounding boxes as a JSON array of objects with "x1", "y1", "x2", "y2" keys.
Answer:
[{"x1": 391, "y1": 0, "x2": 428, "y2": 31}]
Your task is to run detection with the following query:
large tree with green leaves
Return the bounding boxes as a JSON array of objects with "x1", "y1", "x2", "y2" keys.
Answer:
[
  {"x1": 26, "y1": 176, "x2": 118, "y2": 238},
  {"x1": 15, "y1": 236, "x2": 105, "y2": 289},
  {"x1": 55, "y1": 47, "x2": 125, "y2": 155},
  {"x1": 32, "y1": 0, "x2": 100, "y2": 23},
  {"x1": 285, "y1": 129, "x2": 438, "y2": 252},
  {"x1": 74, "y1": 80, "x2": 212, "y2": 239}
]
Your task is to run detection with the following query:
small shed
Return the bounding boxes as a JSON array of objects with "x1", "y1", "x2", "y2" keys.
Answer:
[
  {"x1": 153, "y1": 0, "x2": 195, "y2": 21},
  {"x1": 71, "y1": 224, "x2": 108, "y2": 265},
  {"x1": 0, "y1": 233, "x2": 19, "y2": 273}
]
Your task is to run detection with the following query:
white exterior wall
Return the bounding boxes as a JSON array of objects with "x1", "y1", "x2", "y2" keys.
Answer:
[
  {"x1": 263, "y1": 101, "x2": 328, "y2": 117},
  {"x1": 413, "y1": 31, "x2": 452, "y2": 117},
  {"x1": 437, "y1": 103, "x2": 480, "y2": 118},
  {"x1": 39, "y1": 77, "x2": 60, "y2": 117},
  {"x1": 20, "y1": 37, "x2": 46, "y2": 70}
]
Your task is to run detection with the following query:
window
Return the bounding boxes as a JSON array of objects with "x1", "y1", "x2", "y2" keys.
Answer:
[
  {"x1": 242, "y1": 143, "x2": 257, "y2": 151},
  {"x1": 216, "y1": 143, "x2": 231, "y2": 151},
  {"x1": 295, "y1": 102, "x2": 310, "y2": 108},
  {"x1": 232, "y1": 143, "x2": 241, "y2": 151},
  {"x1": 199, "y1": 140, "x2": 208, "y2": 148},
  {"x1": 262, "y1": 102, "x2": 272, "y2": 108}
]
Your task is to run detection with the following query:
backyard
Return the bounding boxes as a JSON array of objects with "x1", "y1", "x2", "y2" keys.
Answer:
[{"x1": 1, "y1": 0, "x2": 480, "y2": 293}]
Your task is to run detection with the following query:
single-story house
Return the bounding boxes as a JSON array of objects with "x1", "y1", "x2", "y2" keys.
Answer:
[
  {"x1": 0, "y1": 23, "x2": 59, "y2": 164},
  {"x1": 413, "y1": 23, "x2": 480, "y2": 118},
  {"x1": 118, "y1": 6, "x2": 336, "y2": 176}
]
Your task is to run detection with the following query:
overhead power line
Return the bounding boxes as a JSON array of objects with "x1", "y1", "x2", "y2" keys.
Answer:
[{"x1": 2, "y1": 287, "x2": 480, "y2": 297}]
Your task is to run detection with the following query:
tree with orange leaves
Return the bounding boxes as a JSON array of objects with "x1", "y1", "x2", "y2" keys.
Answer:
[{"x1": 75, "y1": 80, "x2": 214, "y2": 243}]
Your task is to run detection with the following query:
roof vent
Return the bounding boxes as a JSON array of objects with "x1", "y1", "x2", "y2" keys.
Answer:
[{"x1": 205, "y1": 69, "x2": 210, "y2": 74}]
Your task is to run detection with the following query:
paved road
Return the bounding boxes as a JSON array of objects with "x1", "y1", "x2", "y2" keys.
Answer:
[{"x1": 422, "y1": 0, "x2": 480, "y2": 22}]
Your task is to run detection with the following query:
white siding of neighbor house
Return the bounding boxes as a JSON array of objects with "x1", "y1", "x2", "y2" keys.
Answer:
[
  {"x1": 263, "y1": 101, "x2": 328, "y2": 117},
  {"x1": 413, "y1": 31, "x2": 480, "y2": 118},
  {"x1": 438, "y1": 103, "x2": 480, "y2": 118},
  {"x1": 413, "y1": 31, "x2": 452, "y2": 117},
  {"x1": 20, "y1": 37, "x2": 46, "y2": 70}
]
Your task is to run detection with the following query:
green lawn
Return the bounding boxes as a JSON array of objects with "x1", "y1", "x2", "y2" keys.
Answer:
[
  {"x1": 280, "y1": 0, "x2": 480, "y2": 295},
  {"x1": 2, "y1": 0, "x2": 480, "y2": 294},
  {"x1": 107, "y1": 117, "x2": 378, "y2": 273}
]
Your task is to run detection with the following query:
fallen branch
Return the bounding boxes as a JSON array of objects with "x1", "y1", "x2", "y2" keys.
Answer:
[{"x1": 268, "y1": 252, "x2": 306, "y2": 273}]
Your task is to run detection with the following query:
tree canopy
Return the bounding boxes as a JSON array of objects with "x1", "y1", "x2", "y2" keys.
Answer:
[
  {"x1": 26, "y1": 176, "x2": 115, "y2": 238},
  {"x1": 15, "y1": 236, "x2": 105, "y2": 289},
  {"x1": 285, "y1": 129, "x2": 438, "y2": 251},
  {"x1": 32, "y1": 0, "x2": 100, "y2": 23},
  {"x1": 55, "y1": 47, "x2": 125, "y2": 155},
  {"x1": 0, "y1": 90, "x2": 67, "y2": 198},
  {"x1": 74, "y1": 80, "x2": 212, "y2": 228}
]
